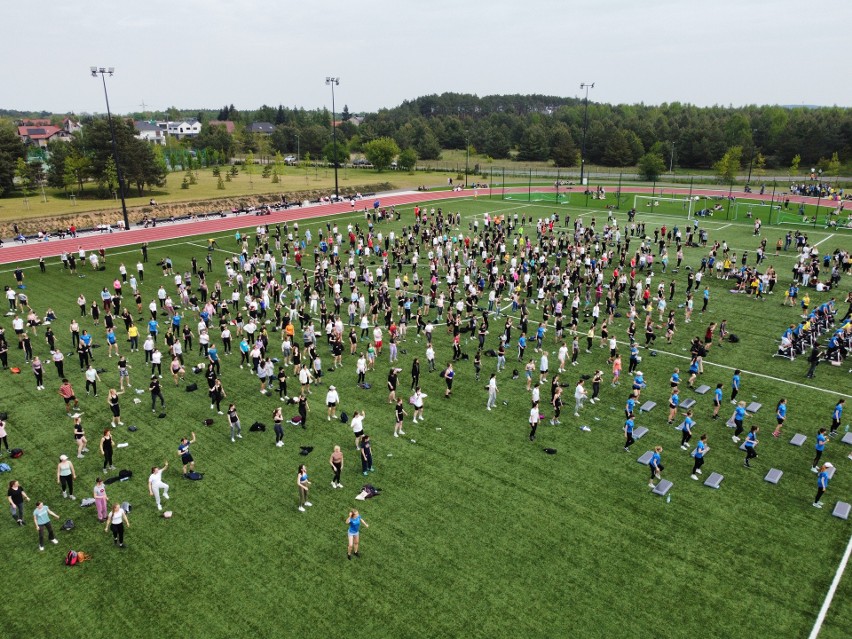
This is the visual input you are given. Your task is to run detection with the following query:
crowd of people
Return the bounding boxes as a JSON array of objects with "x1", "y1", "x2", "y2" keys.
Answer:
[{"x1": 1, "y1": 200, "x2": 850, "y2": 557}]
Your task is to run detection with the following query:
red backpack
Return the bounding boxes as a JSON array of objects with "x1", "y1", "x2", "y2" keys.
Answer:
[{"x1": 65, "y1": 550, "x2": 79, "y2": 566}]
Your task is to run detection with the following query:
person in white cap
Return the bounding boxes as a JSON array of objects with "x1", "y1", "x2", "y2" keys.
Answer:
[
  {"x1": 813, "y1": 462, "x2": 833, "y2": 508},
  {"x1": 326, "y1": 385, "x2": 340, "y2": 421}
]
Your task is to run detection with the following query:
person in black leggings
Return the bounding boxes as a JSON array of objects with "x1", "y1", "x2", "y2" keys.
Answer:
[
  {"x1": 100, "y1": 429, "x2": 114, "y2": 471},
  {"x1": 104, "y1": 502, "x2": 129, "y2": 547},
  {"x1": 273, "y1": 407, "x2": 285, "y2": 447}
]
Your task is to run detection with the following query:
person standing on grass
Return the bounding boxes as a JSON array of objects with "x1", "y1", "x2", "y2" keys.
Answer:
[
  {"x1": 731, "y1": 401, "x2": 748, "y2": 443},
  {"x1": 0, "y1": 418, "x2": 8, "y2": 455},
  {"x1": 93, "y1": 477, "x2": 109, "y2": 522},
  {"x1": 648, "y1": 446, "x2": 664, "y2": 489},
  {"x1": 772, "y1": 399, "x2": 787, "y2": 438},
  {"x1": 330, "y1": 446, "x2": 344, "y2": 489},
  {"x1": 56, "y1": 454, "x2": 76, "y2": 500},
  {"x1": 829, "y1": 399, "x2": 844, "y2": 438},
  {"x1": 346, "y1": 509, "x2": 368, "y2": 559},
  {"x1": 550, "y1": 385, "x2": 563, "y2": 425},
  {"x1": 667, "y1": 387, "x2": 680, "y2": 424},
  {"x1": 360, "y1": 434, "x2": 374, "y2": 475},
  {"x1": 148, "y1": 461, "x2": 170, "y2": 511},
  {"x1": 712, "y1": 383, "x2": 723, "y2": 420},
  {"x1": 680, "y1": 410, "x2": 695, "y2": 450},
  {"x1": 442, "y1": 362, "x2": 455, "y2": 398},
  {"x1": 73, "y1": 417, "x2": 88, "y2": 459},
  {"x1": 7, "y1": 479, "x2": 30, "y2": 526},
  {"x1": 273, "y1": 407, "x2": 285, "y2": 448},
  {"x1": 31, "y1": 355, "x2": 44, "y2": 391},
  {"x1": 104, "y1": 502, "x2": 130, "y2": 547},
  {"x1": 117, "y1": 356, "x2": 131, "y2": 391},
  {"x1": 32, "y1": 501, "x2": 60, "y2": 551},
  {"x1": 326, "y1": 385, "x2": 340, "y2": 421},
  {"x1": 573, "y1": 379, "x2": 587, "y2": 417},
  {"x1": 812, "y1": 428, "x2": 828, "y2": 472},
  {"x1": 611, "y1": 353, "x2": 622, "y2": 386},
  {"x1": 730, "y1": 370, "x2": 741, "y2": 404},
  {"x1": 149, "y1": 375, "x2": 166, "y2": 413},
  {"x1": 58, "y1": 379, "x2": 79, "y2": 415},
  {"x1": 178, "y1": 432, "x2": 197, "y2": 475},
  {"x1": 297, "y1": 464, "x2": 312, "y2": 512},
  {"x1": 411, "y1": 388, "x2": 426, "y2": 423},
  {"x1": 486, "y1": 373, "x2": 498, "y2": 411},
  {"x1": 805, "y1": 345, "x2": 821, "y2": 379},
  {"x1": 813, "y1": 463, "x2": 834, "y2": 508},
  {"x1": 623, "y1": 413, "x2": 635, "y2": 452},
  {"x1": 105, "y1": 388, "x2": 122, "y2": 428},
  {"x1": 297, "y1": 393, "x2": 309, "y2": 430},
  {"x1": 743, "y1": 425, "x2": 759, "y2": 468},
  {"x1": 529, "y1": 400, "x2": 541, "y2": 442},
  {"x1": 99, "y1": 429, "x2": 115, "y2": 471},
  {"x1": 690, "y1": 435, "x2": 709, "y2": 480},
  {"x1": 227, "y1": 404, "x2": 242, "y2": 443},
  {"x1": 393, "y1": 399, "x2": 407, "y2": 438}
]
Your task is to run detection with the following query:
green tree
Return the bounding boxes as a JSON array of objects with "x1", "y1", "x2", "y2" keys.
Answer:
[
  {"x1": 415, "y1": 129, "x2": 442, "y2": 160},
  {"x1": 549, "y1": 125, "x2": 578, "y2": 167},
  {"x1": 517, "y1": 124, "x2": 549, "y2": 161},
  {"x1": 363, "y1": 137, "x2": 400, "y2": 171},
  {"x1": 323, "y1": 140, "x2": 350, "y2": 167},
  {"x1": 827, "y1": 151, "x2": 841, "y2": 185},
  {"x1": 638, "y1": 152, "x2": 666, "y2": 182},
  {"x1": 713, "y1": 146, "x2": 743, "y2": 183},
  {"x1": 245, "y1": 152, "x2": 255, "y2": 186},
  {"x1": 0, "y1": 123, "x2": 25, "y2": 196},
  {"x1": 15, "y1": 157, "x2": 32, "y2": 198},
  {"x1": 753, "y1": 152, "x2": 767, "y2": 181},
  {"x1": 602, "y1": 130, "x2": 634, "y2": 167},
  {"x1": 102, "y1": 157, "x2": 118, "y2": 194},
  {"x1": 398, "y1": 148, "x2": 417, "y2": 172},
  {"x1": 789, "y1": 153, "x2": 801, "y2": 176}
]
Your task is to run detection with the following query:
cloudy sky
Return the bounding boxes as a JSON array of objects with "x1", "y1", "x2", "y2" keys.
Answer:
[{"x1": 2, "y1": 0, "x2": 849, "y2": 115}]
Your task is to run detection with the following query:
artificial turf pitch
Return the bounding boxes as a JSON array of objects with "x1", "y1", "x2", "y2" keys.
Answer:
[{"x1": 0, "y1": 196, "x2": 849, "y2": 639}]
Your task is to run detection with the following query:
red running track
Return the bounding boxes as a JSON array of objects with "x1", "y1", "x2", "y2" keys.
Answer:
[{"x1": 0, "y1": 186, "x2": 807, "y2": 266}]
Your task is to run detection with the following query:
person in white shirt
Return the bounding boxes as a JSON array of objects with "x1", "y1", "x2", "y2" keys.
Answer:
[
  {"x1": 326, "y1": 385, "x2": 340, "y2": 421},
  {"x1": 425, "y1": 345, "x2": 436, "y2": 372},
  {"x1": 574, "y1": 380, "x2": 588, "y2": 417},
  {"x1": 486, "y1": 374, "x2": 498, "y2": 410},
  {"x1": 539, "y1": 353, "x2": 549, "y2": 384},
  {"x1": 148, "y1": 461, "x2": 170, "y2": 511},
  {"x1": 350, "y1": 410, "x2": 365, "y2": 448},
  {"x1": 529, "y1": 402, "x2": 540, "y2": 441},
  {"x1": 356, "y1": 354, "x2": 367, "y2": 385},
  {"x1": 298, "y1": 366, "x2": 313, "y2": 395},
  {"x1": 558, "y1": 342, "x2": 569, "y2": 373},
  {"x1": 411, "y1": 388, "x2": 427, "y2": 422}
]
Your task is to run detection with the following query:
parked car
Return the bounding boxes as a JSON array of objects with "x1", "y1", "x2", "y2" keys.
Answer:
[
  {"x1": 284, "y1": 155, "x2": 297, "y2": 165},
  {"x1": 352, "y1": 158, "x2": 372, "y2": 167}
]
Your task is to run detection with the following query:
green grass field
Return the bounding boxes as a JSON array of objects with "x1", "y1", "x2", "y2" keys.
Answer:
[{"x1": 0, "y1": 196, "x2": 850, "y2": 639}]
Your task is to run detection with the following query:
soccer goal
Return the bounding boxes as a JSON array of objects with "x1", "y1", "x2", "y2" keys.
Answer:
[
  {"x1": 633, "y1": 195, "x2": 695, "y2": 220},
  {"x1": 733, "y1": 198, "x2": 774, "y2": 222}
]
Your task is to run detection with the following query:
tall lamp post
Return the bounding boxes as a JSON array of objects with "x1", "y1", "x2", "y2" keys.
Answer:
[
  {"x1": 91, "y1": 66, "x2": 129, "y2": 230},
  {"x1": 325, "y1": 76, "x2": 340, "y2": 200},
  {"x1": 464, "y1": 131, "x2": 470, "y2": 188},
  {"x1": 579, "y1": 82, "x2": 595, "y2": 187},
  {"x1": 746, "y1": 128, "x2": 758, "y2": 186}
]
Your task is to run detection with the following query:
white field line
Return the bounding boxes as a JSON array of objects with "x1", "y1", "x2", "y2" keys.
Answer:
[
  {"x1": 808, "y1": 533, "x2": 852, "y2": 639},
  {"x1": 813, "y1": 234, "x2": 835, "y2": 247}
]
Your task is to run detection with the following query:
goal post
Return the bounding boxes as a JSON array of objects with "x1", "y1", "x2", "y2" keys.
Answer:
[
  {"x1": 734, "y1": 198, "x2": 774, "y2": 222},
  {"x1": 632, "y1": 195, "x2": 695, "y2": 220}
]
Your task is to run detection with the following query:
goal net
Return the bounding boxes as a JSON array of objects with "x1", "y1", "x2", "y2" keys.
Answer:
[
  {"x1": 633, "y1": 195, "x2": 695, "y2": 220},
  {"x1": 733, "y1": 198, "x2": 774, "y2": 222}
]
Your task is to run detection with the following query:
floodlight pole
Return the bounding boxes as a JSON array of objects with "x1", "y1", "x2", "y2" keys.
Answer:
[
  {"x1": 746, "y1": 128, "x2": 758, "y2": 185},
  {"x1": 579, "y1": 82, "x2": 595, "y2": 187},
  {"x1": 92, "y1": 66, "x2": 130, "y2": 231},
  {"x1": 464, "y1": 131, "x2": 470, "y2": 188},
  {"x1": 326, "y1": 77, "x2": 340, "y2": 199}
]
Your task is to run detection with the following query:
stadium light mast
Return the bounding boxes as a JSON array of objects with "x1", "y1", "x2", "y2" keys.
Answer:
[
  {"x1": 579, "y1": 82, "x2": 595, "y2": 187},
  {"x1": 325, "y1": 76, "x2": 340, "y2": 200},
  {"x1": 91, "y1": 66, "x2": 129, "y2": 231},
  {"x1": 746, "y1": 128, "x2": 758, "y2": 185}
]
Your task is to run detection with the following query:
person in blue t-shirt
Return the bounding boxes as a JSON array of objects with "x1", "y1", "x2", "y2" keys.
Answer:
[
  {"x1": 731, "y1": 401, "x2": 748, "y2": 442},
  {"x1": 670, "y1": 368, "x2": 680, "y2": 388},
  {"x1": 743, "y1": 425, "x2": 759, "y2": 468},
  {"x1": 517, "y1": 333, "x2": 527, "y2": 361},
  {"x1": 712, "y1": 383, "x2": 723, "y2": 420},
  {"x1": 829, "y1": 399, "x2": 845, "y2": 437},
  {"x1": 148, "y1": 319, "x2": 159, "y2": 341},
  {"x1": 625, "y1": 393, "x2": 637, "y2": 419},
  {"x1": 208, "y1": 344, "x2": 220, "y2": 375},
  {"x1": 680, "y1": 410, "x2": 695, "y2": 450},
  {"x1": 813, "y1": 463, "x2": 833, "y2": 508},
  {"x1": 346, "y1": 508, "x2": 369, "y2": 559},
  {"x1": 772, "y1": 398, "x2": 787, "y2": 438},
  {"x1": 648, "y1": 445, "x2": 663, "y2": 488},
  {"x1": 812, "y1": 428, "x2": 828, "y2": 472},
  {"x1": 730, "y1": 369, "x2": 741, "y2": 403},
  {"x1": 667, "y1": 388, "x2": 680, "y2": 424},
  {"x1": 624, "y1": 413, "x2": 635, "y2": 452},
  {"x1": 691, "y1": 434, "x2": 709, "y2": 480}
]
